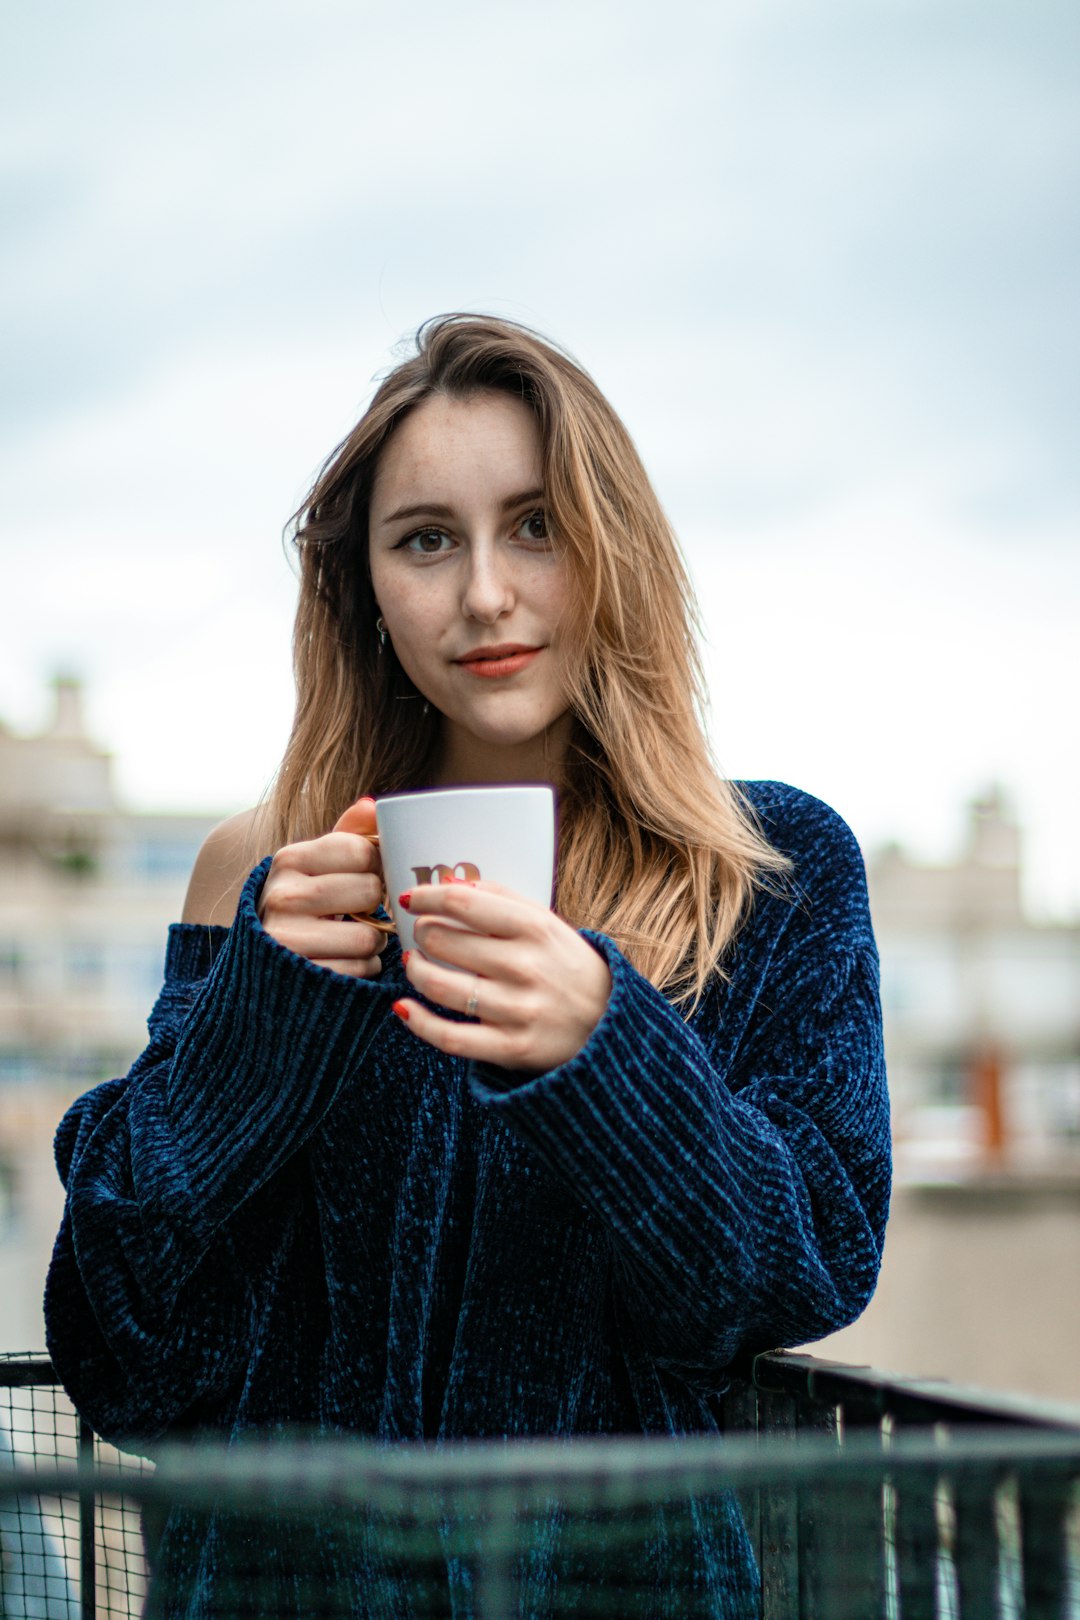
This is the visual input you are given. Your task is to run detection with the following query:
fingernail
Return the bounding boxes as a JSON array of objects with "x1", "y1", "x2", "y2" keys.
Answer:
[
  {"x1": 392, "y1": 1000, "x2": 410, "y2": 1021},
  {"x1": 401, "y1": 950, "x2": 411, "y2": 966},
  {"x1": 398, "y1": 892, "x2": 412, "y2": 911},
  {"x1": 360, "y1": 795, "x2": 375, "y2": 805}
]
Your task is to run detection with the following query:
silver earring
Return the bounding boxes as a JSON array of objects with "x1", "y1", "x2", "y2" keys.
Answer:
[{"x1": 376, "y1": 615, "x2": 387, "y2": 653}]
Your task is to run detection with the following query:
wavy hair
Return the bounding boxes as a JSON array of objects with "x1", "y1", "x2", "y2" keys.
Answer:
[{"x1": 268, "y1": 314, "x2": 789, "y2": 1005}]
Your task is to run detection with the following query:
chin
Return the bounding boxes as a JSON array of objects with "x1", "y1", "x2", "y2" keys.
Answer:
[
  {"x1": 453, "y1": 713, "x2": 558, "y2": 751},
  {"x1": 436, "y1": 697, "x2": 571, "y2": 761},
  {"x1": 472, "y1": 725, "x2": 550, "y2": 750}
]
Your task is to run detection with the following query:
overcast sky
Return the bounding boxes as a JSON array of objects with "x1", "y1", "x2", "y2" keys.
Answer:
[{"x1": 2, "y1": 0, "x2": 1077, "y2": 916}]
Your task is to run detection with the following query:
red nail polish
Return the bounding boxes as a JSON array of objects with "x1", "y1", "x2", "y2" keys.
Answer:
[
  {"x1": 401, "y1": 950, "x2": 411, "y2": 966},
  {"x1": 398, "y1": 892, "x2": 412, "y2": 911},
  {"x1": 360, "y1": 795, "x2": 375, "y2": 805},
  {"x1": 392, "y1": 1000, "x2": 410, "y2": 1021}
]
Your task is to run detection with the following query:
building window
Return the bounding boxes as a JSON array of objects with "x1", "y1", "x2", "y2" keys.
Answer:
[
  {"x1": 0, "y1": 1154, "x2": 16, "y2": 1244},
  {"x1": 0, "y1": 1051, "x2": 34, "y2": 1085},
  {"x1": 129, "y1": 840, "x2": 202, "y2": 880},
  {"x1": 928, "y1": 1055, "x2": 969, "y2": 1107},
  {"x1": 65, "y1": 944, "x2": 105, "y2": 988}
]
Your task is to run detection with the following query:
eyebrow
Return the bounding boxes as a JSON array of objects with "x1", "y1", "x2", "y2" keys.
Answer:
[{"x1": 380, "y1": 488, "x2": 545, "y2": 526}]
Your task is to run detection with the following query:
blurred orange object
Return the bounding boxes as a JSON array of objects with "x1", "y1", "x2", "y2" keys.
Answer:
[{"x1": 972, "y1": 1042, "x2": 1007, "y2": 1161}]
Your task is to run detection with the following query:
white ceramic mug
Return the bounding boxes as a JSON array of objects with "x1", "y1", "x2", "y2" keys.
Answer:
[{"x1": 375, "y1": 784, "x2": 557, "y2": 960}]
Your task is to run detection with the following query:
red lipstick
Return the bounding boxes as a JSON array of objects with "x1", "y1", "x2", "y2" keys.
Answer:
[{"x1": 456, "y1": 644, "x2": 542, "y2": 678}]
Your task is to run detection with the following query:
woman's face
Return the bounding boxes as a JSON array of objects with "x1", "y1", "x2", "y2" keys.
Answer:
[{"x1": 368, "y1": 390, "x2": 574, "y2": 783}]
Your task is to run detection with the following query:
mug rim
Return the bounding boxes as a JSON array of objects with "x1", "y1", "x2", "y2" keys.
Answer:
[{"x1": 376, "y1": 782, "x2": 557, "y2": 809}]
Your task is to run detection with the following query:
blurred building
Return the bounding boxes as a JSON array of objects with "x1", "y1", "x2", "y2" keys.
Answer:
[
  {"x1": 816, "y1": 792, "x2": 1080, "y2": 1399},
  {"x1": 3, "y1": 682, "x2": 1079, "y2": 1395},
  {"x1": 867, "y1": 787, "x2": 1080, "y2": 1175},
  {"x1": 0, "y1": 677, "x2": 222, "y2": 1348}
]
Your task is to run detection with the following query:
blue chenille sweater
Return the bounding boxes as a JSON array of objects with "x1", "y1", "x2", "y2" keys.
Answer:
[{"x1": 44, "y1": 782, "x2": 890, "y2": 1617}]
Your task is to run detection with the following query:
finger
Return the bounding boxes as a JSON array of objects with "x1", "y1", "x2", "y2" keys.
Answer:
[
  {"x1": 276, "y1": 832, "x2": 382, "y2": 878},
  {"x1": 404, "y1": 952, "x2": 511, "y2": 1020},
  {"x1": 344, "y1": 913, "x2": 395, "y2": 936},
  {"x1": 408, "y1": 920, "x2": 524, "y2": 983},
  {"x1": 270, "y1": 917, "x2": 386, "y2": 961},
  {"x1": 391, "y1": 998, "x2": 528, "y2": 1065},
  {"x1": 315, "y1": 873, "x2": 386, "y2": 916},
  {"x1": 400, "y1": 880, "x2": 546, "y2": 939},
  {"x1": 333, "y1": 797, "x2": 378, "y2": 839},
  {"x1": 270, "y1": 845, "x2": 382, "y2": 912},
  {"x1": 271, "y1": 871, "x2": 385, "y2": 919},
  {"x1": 311, "y1": 956, "x2": 384, "y2": 979}
]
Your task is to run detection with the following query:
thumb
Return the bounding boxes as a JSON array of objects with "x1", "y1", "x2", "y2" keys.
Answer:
[{"x1": 333, "y1": 796, "x2": 378, "y2": 838}]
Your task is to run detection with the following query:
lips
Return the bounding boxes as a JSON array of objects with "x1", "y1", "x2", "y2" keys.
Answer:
[{"x1": 456, "y1": 644, "x2": 543, "y2": 678}]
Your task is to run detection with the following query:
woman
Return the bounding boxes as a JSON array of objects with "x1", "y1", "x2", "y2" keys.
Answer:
[{"x1": 45, "y1": 315, "x2": 890, "y2": 1617}]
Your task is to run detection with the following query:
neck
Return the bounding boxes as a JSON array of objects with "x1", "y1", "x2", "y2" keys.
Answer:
[{"x1": 431, "y1": 716, "x2": 573, "y2": 789}]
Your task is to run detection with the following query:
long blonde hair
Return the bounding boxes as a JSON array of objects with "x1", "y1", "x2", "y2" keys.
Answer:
[{"x1": 269, "y1": 315, "x2": 789, "y2": 1005}]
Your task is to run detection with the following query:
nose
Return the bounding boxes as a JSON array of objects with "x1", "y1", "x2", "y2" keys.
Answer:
[{"x1": 460, "y1": 541, "x2": 514, "y2": 624}]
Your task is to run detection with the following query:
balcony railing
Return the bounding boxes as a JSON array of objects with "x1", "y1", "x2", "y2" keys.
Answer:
[{"x1": 2, "y1": 1349, "x2": 1079, "y2": 1617}]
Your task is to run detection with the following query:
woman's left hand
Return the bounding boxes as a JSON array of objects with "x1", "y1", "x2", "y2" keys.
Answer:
[{"x1": 392, "y1": 881, "x2": 612, "y2": 1074}]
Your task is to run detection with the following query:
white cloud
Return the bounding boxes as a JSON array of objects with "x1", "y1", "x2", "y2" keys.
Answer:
[
  {"x1": 0, "y1": 0, "x2": 1076, "y2": 916},
  {"x1": 687, "y1": 494, "x2": 1080, "y2": 917}
]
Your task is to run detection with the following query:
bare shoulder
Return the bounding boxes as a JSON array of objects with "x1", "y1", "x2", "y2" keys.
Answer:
[{"x1": 182, "y1": 806, "x2": 276, "y2": 927}]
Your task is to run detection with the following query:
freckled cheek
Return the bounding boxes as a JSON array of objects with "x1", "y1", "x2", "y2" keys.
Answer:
[
  {"x1": 392, "y1": 629, "x2": 445, "y2": 692},
  {"x1": 383, "y1": 609, "x2": 459, "y2": 706},
  {"x1": 376, "y1": 582, "x2": 447, "y2": 663},
  {"x1": 536, "y1": 564, "x2": 574, "y2": 636},
  {"x1": 544, "y1": 592, "x2": 576, "y2": 670}
]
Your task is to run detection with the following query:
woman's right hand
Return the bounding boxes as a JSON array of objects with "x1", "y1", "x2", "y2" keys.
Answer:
[{"x1": 256, "y1": 797, "x2": 388, "y2": 977}]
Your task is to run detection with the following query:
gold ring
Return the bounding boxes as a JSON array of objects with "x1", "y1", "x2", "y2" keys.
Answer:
[{"x1": 344, "y1": 913, "x2": 396, "y2": 935}]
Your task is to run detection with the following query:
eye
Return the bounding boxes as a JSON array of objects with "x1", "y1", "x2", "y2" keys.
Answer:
[
  {"x1": 517, "y1": 510, "x2": 549, "y2": 544},
  {"x1": 397, "y1": 527, "x2": 455, "y2": 556}
]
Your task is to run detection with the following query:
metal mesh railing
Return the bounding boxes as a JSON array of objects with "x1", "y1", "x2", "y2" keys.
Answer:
[
  {"x1": 3, "y1": 1350, "x2": 1080, "y2": 1618},
  {"x1": 0, "y1": 1353, "x2": 151, "y2": 1618}
]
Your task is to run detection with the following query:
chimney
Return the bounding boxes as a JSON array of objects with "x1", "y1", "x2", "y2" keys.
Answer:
[
  {"x1": 48, "y1": 674, "x2": 87, "y2": 741},
  {"x1": 967, "y1": 785, "x2": 1021, "y2": 872}
]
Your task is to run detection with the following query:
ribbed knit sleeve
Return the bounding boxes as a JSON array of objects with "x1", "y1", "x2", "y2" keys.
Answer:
[
  {"x1": 469, "y1": 790, "x2": 890, "y2": 1379},
  {"x1": 45, "y1": 861, "x2": 393, "y2": 1444}
]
